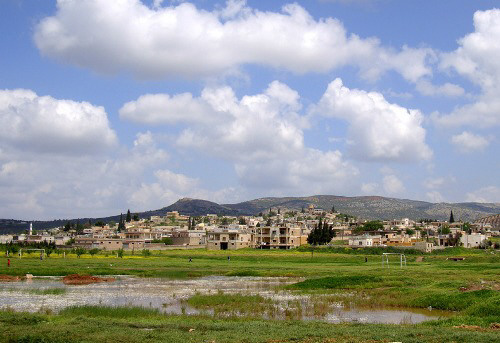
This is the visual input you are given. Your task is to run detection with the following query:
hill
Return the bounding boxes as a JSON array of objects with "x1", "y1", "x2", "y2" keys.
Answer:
[{"x1": 1, "y1": 195, "x2": 499, "y2": 234}]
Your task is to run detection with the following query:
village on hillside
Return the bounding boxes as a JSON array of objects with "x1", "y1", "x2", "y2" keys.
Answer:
[{"x1": 1, "y1": 205, "x2": 499, "y2": 255}]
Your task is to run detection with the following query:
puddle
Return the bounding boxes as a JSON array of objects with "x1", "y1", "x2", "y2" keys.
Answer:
[{"x1": 0, "y1": 276, "x2": 451, "y2": 324}]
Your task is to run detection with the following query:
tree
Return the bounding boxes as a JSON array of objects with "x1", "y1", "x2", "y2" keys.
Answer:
[
  {"x1": 108, "y1": 221, "x2": 116, "y2": 228},
  {"x1": 256, "y1": 222, "x2": 261, "y2": 227},
  {"x1": 405, "y1": 228, "x2": 415, "y2": 236},
  {"x1": 238, "y1": 217, "x2": 246, "y2": 225},
  {"x1": 133, "y1": 214, "x2": 139, "y2": 221},
  {"x1": 74, "y1": 247, "x2": 86, "y2": 258},
  {"x1": 126, "y1": 210, "x2": 132, "y2": 223},
  {"x1": 449, "y1": 210, "x2": 455, "y2": 223},
  {"x1": 95, "y1": 221, "x2": 105, "y2": 227},
  {"x1": 266, "y1": 218, "x2": 272, "y2": 226},
  {"x1": 360, "y1": 221, "x2": 384, "y2": 231},
  {"x1": 117, "y1": 213, "x2": 126, "y2": 232},
  {"x1": 331, "y1": 205, "x2": 335, "y2": 213},
  {"x1": 439, "y1": 225, "x2": 451, "y2": 235},
  {"x1": 89, "y1": 248, "x2": 99, "y2": 257},
  {"x1": 63, "y1": 221, "x2": 72, "y2": 232},
  {"x1": 301, "y1": 207, "x2": 305, "y2": 214},
  {"x1": 117, "y1": 248, "x2": 124, "y2": 258}
]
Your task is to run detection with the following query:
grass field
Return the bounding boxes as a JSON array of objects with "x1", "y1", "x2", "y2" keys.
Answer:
[{"x1": 0, "y1": 248, "x2": 499, "y2": 342}]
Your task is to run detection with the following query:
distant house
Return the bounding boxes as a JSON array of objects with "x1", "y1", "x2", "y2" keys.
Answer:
[
  {"x1": 349, "y1": 235, "x2": 381, "y2": 247},
  {"x1": 460, "y1": 233, "x2": 487, "y2": 248}
]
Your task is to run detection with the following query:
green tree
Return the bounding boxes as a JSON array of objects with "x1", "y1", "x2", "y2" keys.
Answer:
[
  {"x1": 74, "y1": 247, "x2": 86, "y2": 258},
  {"x1": 449, "y1": 210, "x2": 455, "y2": 223},
  {"x1": 238, "y1": 217, "x2": 246, "y2": 225},
  {"x1": 133, "y1": 214, "x2": 139, "y2": 221},
  {"x1": 439, "y1": 225, "x2": 451, "y2": 235},
  {"x1": 142, "y1": 249, "x2": 152, "y2": 257},
  {"x1": 117, "y1": 248, "x2": 124, "y2": 258},
  {"x1": 108, "y1": 221, "x2": 116, "y2": 228},
  {"x1": 360, "y1": 221, "x2": 384, "y2": 231},
  {"x1": 331, "y1": 205, "x2": 335, "y2": 213},
  {"x1": 89, "y1": 248, "x2": 99, "y2": 257},
  {"x1": 63, "y1": 221, "x2": 72, "y2": 232},
  {"x1": 126, "y1": 210, "x2": 132, "y2": 223},
  {"x1": 117, "y1": 213, "x2": 126, "y2": 232}
]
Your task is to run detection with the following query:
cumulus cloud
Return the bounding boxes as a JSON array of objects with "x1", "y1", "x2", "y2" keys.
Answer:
[
  {"x1": 361, "y1": 182, "x2": 378, "y2": 194},
  {"x1": 382, "y1": 174, "x2": 405, "y2": 195},
  {"x1": 426, "y1": 190, "x2": 445, "y2": 203},
  {"x1": 34, "y1": 0, "x2": 432, "y2": 81},
  {"x1": 415, "y1": 79, "x2": 465, "y2": 97},
  {"x1": 451, "y1": 131, "x2": 490, "y2": 153},
  {"x1": 314, "y1": 78, "x2": 432, "y2": 162},
  {"x1": 466, "y1": 186, "x2": 500, "y2": 203},
  {"x1": 120, "y1": 80, "x2": 358, "y2": 194},
  {"x1": 0, "y1": 89, "x2": 117, "y2": 154},
  {"x1": 437, "y1": 9, "x2": 500, "y2": 127}
]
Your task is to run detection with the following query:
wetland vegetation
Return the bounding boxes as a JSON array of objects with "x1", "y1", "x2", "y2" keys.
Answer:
[{"x1": 0, "y1": 248, "x2": 498, "y2": 342}]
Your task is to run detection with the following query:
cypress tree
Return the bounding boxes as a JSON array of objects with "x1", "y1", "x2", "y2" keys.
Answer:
[
  {"x1": 331, "y1": 205, "x2": 335, "y2": 213},
  {"x1": 449, "y1": 210, "x2": 455, "y2": 223},
  {"x1": 118, "y1": 213, "x2": 125, "y2": 232},
  {"x1": 126, "y1": 209, "x2": 132, "y2": 223}
]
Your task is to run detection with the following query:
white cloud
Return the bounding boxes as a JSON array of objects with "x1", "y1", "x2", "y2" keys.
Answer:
[
  {"x1": 121, "y1": 80, "x2": 358, "y2": 194},
  {"x1": 451, "y1": 131, "x2": 490, "y2": 153},
  {"x1": 466, "y1": 186, "x2": 500, "y2": 203},
  {"x1": 415, "y1": 79, "x2": 465, "y2": 97},
  {"x1": 382, "y1": 174, "x2": 405, "y2": 195},
  {"x1": 34, "y1": 0, "x2": 431, "y2": 81},
  {"x1": 314, "y1": 78, "x2": 432, "y2": 162},
  {"x1": 0, "y1": 89, "x2": 117, "y2": 154},
  {"x1": 361, "y1": 182, "x2": 378, "y2": 194},
  {"x1": 426, "y1": 190, "x2": 444, "y2": 203},
  {"x1": 437, "y1": 9, "x2": 500, "y2": 127},
  {"x1": 422, "y1": 177, "x2": 445, "y2": 190}
]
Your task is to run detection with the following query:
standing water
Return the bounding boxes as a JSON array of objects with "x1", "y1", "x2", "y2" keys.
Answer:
[{"x1": 0, "y1": 276, "x2": 452, "y2": 324}]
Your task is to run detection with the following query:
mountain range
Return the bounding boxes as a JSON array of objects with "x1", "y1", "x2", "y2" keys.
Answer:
[{"x1": 1, "y1": 195, "x2": 499, "y2": 234}]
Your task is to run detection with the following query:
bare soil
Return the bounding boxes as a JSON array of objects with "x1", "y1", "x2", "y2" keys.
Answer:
[
  {"x1": 62, "y1": 274, "x2": 115, "y2": 285},
  {"x1": 0, "y1": 274, "x2": 21, "y2": 282}
]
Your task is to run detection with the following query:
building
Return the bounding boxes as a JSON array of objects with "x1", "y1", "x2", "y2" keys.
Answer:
[
  {"x1": 207, "y1": 228, "x2": 254, "y2": 250},
  {"x1": 460, "y1": 233, "x2": 487, "y2": 248},
  {"x1": 349, "y1": 235, "x2": 381, "y2": 247},
  {"x1": 253, "y1": 226, "x2": 304, "y2": 249}
]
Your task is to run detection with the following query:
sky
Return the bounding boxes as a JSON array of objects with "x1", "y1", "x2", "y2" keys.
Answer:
[{"x1": 0, "y1": 0, "x2": 499, "y2": 220}]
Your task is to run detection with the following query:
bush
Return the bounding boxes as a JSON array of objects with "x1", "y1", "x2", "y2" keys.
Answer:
[{"x1": 141, "y1": 249, "x2": 152, "y2": 257}]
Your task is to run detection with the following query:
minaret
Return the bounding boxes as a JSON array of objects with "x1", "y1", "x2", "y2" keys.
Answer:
[{"x1": 29, "y1": 222, "x2": 33, "y2": 236}]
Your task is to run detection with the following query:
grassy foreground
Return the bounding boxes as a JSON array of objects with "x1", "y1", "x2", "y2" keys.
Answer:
[
  {"x1": 0, "y1": 248, "x2": 499, "y2": 342},
  {"x1": 0, "y1": 306, "x2": 499, "y2": 343}
]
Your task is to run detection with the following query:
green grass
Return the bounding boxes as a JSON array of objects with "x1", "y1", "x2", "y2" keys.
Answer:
[
  {"x1": 27, "y1": 288, "x2": 66, "y2": 295},
  {"x1": 1, "y1": 306, "x2": 499, "y2": 343},
  {"x1": 0, "y1": 249, "x2": 498, "y2": 341},
  {"x1": 288, "y1": 275, "x2": 383, "y2": 290}
]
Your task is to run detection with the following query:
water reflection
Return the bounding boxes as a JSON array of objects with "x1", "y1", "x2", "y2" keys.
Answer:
[{"x1": 0, "y1": 276, "x2": 451, "y2": 324}]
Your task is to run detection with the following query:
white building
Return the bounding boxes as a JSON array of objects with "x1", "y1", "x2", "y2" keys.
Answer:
[
  {"x1": 349, "y1": 235, "x2": 381, "y2": 247},
  {"x1": 460, "y1": 233, "x2": 487, "y2": 248}
]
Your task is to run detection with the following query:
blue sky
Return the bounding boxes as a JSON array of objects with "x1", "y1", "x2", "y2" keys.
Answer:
[{"x1": 0, "y1": 0, "x2": 499, "y2": 220}]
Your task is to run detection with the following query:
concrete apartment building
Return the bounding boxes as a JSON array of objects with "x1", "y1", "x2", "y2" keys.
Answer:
[
  {"x1": 253, "y1": 226, "x2": 304, "y2": 249},
  {"x1": 206, "y1": 228, "x2": 254, "y2": 250}
]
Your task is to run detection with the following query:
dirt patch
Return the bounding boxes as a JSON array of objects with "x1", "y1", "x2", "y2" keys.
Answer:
[
  {"x1": 62, "y1": 274, "x2": 115, "y2": 285},
  {"x1": 0, "y1": 274, "x2": 21, "y2": 282},
  {"x1": 459, "y1": 281, "x2": 500, "y2": 292}
]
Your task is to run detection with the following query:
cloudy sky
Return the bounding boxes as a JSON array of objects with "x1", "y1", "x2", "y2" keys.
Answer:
[{"x1": 1, "y1": 0, "x2": 499, "y2": 220}]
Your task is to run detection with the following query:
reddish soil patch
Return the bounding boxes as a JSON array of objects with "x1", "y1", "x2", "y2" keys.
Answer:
[
  {"x1": 62, "y1": 274, "x2": 115, "y2": 285},
  {"x1": 0, "y1": 274, "x2": 21, "y2": 282},
  {"x1": 459, "y1": 281, "x2": 500, "y2": 292}
]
